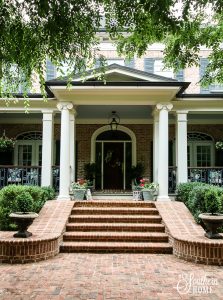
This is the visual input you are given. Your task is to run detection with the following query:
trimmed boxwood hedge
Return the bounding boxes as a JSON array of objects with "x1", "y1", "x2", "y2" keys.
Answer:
[
  {"x1": 0, "y1": 185, "x2": 56, "y2": 230},
  {"x1": 176, "y1": 182, "x2": 223, "y2": 227}
]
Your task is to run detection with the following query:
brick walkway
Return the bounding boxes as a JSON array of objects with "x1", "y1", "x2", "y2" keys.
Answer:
[{"x1": 0, "y1": 253, "x2": 222, "y2": 300}]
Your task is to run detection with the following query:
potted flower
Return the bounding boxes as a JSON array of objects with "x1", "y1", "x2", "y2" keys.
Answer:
[
  {"x1": 199, "y1": 189, "x2": 223, "y2": 239},
  {"x1": 72, "y1": 179, "x2": 87, "y2": 200},
  {"x1": 0, "y1": 131, "x2": 15, "y2": 152},
  {"x1": 140, "y1": 179, "x2": 159, "y2": 201},
  {"x1": 215, "y1": 141, "x2": 223, "y2": 150},
  {"x1": 9, "y1": 191, "x2": 38, "y2": 238}
]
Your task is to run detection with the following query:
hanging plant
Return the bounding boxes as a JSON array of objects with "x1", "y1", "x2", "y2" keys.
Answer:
[
  {"x1": 0, "y1": 131, "x2": 16, "y2": 152},
  {"x1": 215, "y1": 141, "x2": 223, "y2": 150}
]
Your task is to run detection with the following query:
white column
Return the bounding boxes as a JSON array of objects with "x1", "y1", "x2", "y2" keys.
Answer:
[
  {"x1": 41, "y1": 110, "x2": 54, "y2": 187},
  {"x1": 57, "y1": 102, "x2": 73, "y2": 200},
  {"x1": 156, "y1": 103, "x2": 173, "y2": 201},
  {"x1": 70, "y1": 109, "x2": 77, "y2": 186},
  {"x1": 176, "y1": 111, "x2": 188, "y2": 184},
  {"x1": 153, "y1": 112, "x2": 159, "y2": 182}
]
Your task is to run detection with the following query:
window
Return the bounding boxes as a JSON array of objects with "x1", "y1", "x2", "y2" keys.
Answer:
[
  {"x1": 199, "y1": 58, "x2": 223, "y2": 93},
  {"x1": 46, "y1": 59, "x2": 56, "y2": 80},
  {"x1": 144, "y1": 58, "x2": 184, "y2": 80},
  {"x1": 154, "y1": 60, "x2": 174, "y2": 78},
  {"x1": 187, "y1": 132, "x2": 214, "y2": 167},
  {"x1": 15, "y1": 132, "x2": 43, "y2": 166}
]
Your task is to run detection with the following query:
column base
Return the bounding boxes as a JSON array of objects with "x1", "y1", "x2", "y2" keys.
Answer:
[
  {"x1": 57, "y1": 195, "x2": 71, "y2": 200},
  {"x1": 156, "y1": 195, "x2": 171, "y2": 201}
]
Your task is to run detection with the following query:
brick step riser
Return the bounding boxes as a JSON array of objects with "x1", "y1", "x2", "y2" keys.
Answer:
[
  {"x1": 60, "y1": 246, "x2": 172, "y2": 254},
  {"x1": 63, "y1": 236, "x2": 169, "y2": 243},
  {"x1": 66, "y1": 226, "x2": 165, "y2": 232},
  {"x1": 69, "y1": 217, "x2": 162, "y2": 224},
  {"x1": 71, "y1": 210, "x2": 159, "y2": 216},
  {"x1": 74, "y1": 202, "x2": 156, "y2": 208}
]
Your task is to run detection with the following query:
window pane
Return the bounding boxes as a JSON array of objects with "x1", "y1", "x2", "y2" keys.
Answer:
[
  {"x1": 196, "y1": 145, "x2": 211, "y2": 167},
  {"x1": 18, "y1": 145, "x2": 32, "y2": 166},
  {"x1": 154, "y1": 60, "x2": 174, "y2": 78}
]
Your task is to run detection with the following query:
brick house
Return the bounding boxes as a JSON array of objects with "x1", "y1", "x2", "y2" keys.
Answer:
[{"x1": 0, "y1": 43, "x2": 223, "y2": 200}]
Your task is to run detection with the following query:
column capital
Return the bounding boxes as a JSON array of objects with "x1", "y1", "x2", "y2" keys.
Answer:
[
  {"x1": 176, "y1": 110, "x2": 188, "y2": 115},
  {"x1": 41, "y1": 109, "x2": 55, "y2": 114},
  {"x1": 176, "y1": 111, "x2": 188, "y2": 122},
  {"x1": 156, "y1": 103, "x2": 173, "y2": 111},
  {"x1": 57, "y1": 102, "x2": 73, "y2": 111}
]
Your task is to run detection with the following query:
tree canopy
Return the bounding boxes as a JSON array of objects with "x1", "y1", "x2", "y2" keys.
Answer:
[{"x1": 0, "y1": 0, "x2": 222, "y2": 102}]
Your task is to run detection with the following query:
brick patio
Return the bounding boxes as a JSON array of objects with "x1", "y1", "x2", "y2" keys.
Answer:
[{"x1": 0, "y1": 253, "x2": 222, "y2": 299}]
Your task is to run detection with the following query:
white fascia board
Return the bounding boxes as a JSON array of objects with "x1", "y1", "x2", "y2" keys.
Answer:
[
  {"x1": 176, "y1": 97, "x2": 223, "y2": 101},
  {"x1": 51, "y1": 85, "x2": 179, "y2": 92}
]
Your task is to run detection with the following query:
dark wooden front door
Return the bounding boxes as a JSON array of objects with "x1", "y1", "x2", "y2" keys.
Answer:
[{"x1": 103, "y1": 142, "x2": 123, "y2": 189}]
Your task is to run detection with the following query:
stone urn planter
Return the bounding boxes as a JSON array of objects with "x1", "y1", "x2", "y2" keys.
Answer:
[
  {"x1": 9, "y1": 212, "x2": 38, "y2": 238},
  {"x1": 199, "y1": 213, "x2": 223, "y2": 239},
  {"x1": 140, "y1": 181, "x2": 158, "y2": 201},
  {"x1": 142, "y1": 190, "x2": 154, "y2": 201},
  {"x1": 73, "y1": 188, "x2": 86, "y2": 200}
]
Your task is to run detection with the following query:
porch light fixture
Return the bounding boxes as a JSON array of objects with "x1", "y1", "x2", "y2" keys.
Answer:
[{"x1": 109, "y1": 111, "x2": 120, "y2": 131}]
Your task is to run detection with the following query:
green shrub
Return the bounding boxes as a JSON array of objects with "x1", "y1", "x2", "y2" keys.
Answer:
[
  {"x1": 0, "y1": 184, "x2": 55, "y2": 230},
  {"x1": 23, "y1": 186, "x2": 47, "y2": 213},
  {"x1": 187, "y1": 185, "x2": 210, "y2": 223},
  {"x1": 204, "y1": 188, "x2": 222, "y2": 214},
  {"x1": 176, "y1": 182, "x2": 205, "y2": 205},
  {"x1": 16, "y1": 191, "x2": 33, "y2": 213},
  {"x1": 41, "y1": 186, "x2": 56, "y2": 200},
  {"x1": 0, "y1": 185, "x2": 25, "y2": 230},
  {"x1": 176, "y1": 182, "x2": 223, "y2": 227}
]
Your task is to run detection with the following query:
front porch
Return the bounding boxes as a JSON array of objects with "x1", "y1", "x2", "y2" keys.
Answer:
[{"x1": 1, "y1": 165, "x2": 223, "y2": 194}]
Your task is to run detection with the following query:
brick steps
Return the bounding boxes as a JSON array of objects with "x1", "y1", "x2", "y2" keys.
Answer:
[
  {"x1": 63, "y1": 231, "x2": 169, "y2": 242},
  {"x1": 61, "y1": 200, "x2": 172, "y2": 254},
  {"x1": 69, "y1": 215, "x2": 162, "y2": 223},
  {"x1": 74, "y1": 201, "x2": 155, "y2": 208},
  {"x1": 66, "y1": 223, "x2": 165, "y2": 232},
  {"x1": 71, "y1": 207, "x2": 159, "y2": 215},
  {"x1": 60, "y1": 242, "x2": 173, "y2": 253}
]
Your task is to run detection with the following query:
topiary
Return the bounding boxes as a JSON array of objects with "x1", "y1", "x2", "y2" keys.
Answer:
[
  {"x1": 16, "y1": 191, "x2": 34, "y2": 213},
  {"x1": 204, "y1": 188, "x2": 222, "y2": 215}
]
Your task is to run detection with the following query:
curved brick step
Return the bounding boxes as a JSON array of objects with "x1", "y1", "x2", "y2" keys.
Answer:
[
  {"x1": 60, "y1": 241, "x2": 173, "y2": 254},
  {"x1": 66, "y1": 223, "x2": 165, "y2": 232},
  {"x1": 63, "y1": 231, "x2": 169, "y2": 242},
  {"x1": 74, "y1": 201, "x2": 156, "y2": 208},
  {"x1": 71, "y1": 207, "x2": 159, "y2": 215},
  {"x1": 69, "y1": 215, "x2": 162, "y2": 223}
]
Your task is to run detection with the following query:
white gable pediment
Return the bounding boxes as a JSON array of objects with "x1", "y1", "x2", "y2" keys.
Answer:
[{"x1": 73, "y1": 64, "x2": 177, "y2": 83}]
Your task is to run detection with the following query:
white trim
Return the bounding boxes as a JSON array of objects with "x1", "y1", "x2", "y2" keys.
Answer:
[{"x1": 90, "y1": 125, "x2": 136, "y2": 165}]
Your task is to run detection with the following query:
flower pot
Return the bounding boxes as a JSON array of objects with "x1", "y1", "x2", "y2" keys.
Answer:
[
  {"x1": 199, "y1": 213, "x2": 223, "y2": 239},
  {"x1": 73, "y1": 188, "x2": 86, "y2": 200},
  {"x1": 9, "y1": 212, "x2": 39, "y2": 238},
  {"x1": 133, "y1": 190, "x2": 142, "y2": 201},
  {"x1": 142, "y1": 190, "x2": 154, "y2": 201}
]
